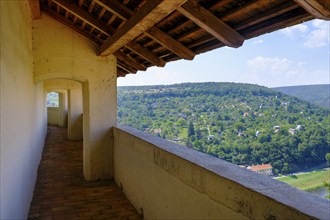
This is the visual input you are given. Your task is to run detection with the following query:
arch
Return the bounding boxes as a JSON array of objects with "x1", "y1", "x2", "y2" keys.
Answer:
[{"x1": 34, "y1": 72, "x2": 88, "y2": 84}]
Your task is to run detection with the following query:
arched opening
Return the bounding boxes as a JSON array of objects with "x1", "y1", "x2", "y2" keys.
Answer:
[{"x1": 44, "y1": 79, "x2": 84, "y2": 141}]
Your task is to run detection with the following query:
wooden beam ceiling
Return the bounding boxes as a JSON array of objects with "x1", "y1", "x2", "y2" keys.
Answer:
[
  {"x1": 38, "y1": 0, "x2": 321, "y2": 77},
  {"x1": 51, "y1": 0, "x2": 114, "y2": 35},
  {"x1": 99, "y1": 0, "x2": 187, "y2": 56},
  {"x1": 178, "y1": 0, "x2": 245, "y2": 48},
  {"x1": 294, "y1": 0, "x2": 330, "y2": 20}
]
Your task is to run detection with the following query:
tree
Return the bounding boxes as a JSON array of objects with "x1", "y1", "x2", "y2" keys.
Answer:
[
  {"x1": 188, "y1": 121, "x2": 195, "y2": 137},
  {"x1": 326, "y1": 153, "x2": 330, "y2": 167}
]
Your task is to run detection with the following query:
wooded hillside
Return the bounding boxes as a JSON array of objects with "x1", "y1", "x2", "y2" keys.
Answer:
[
  {"x1": 118, "y1": 82, "x2": 330, "y2": 174},
  {"x1": 274, "y1": 84, "x2": 330, "y2": 108}
]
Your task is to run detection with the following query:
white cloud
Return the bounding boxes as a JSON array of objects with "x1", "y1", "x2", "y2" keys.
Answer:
[
  {"x1": 280, "y1": 20, "x2": 329, "y2": 49},
  {"x1": 245, "y1": 56, "x2": 312, "y2": 86},
  {"x1": 252, "y1": 39, "x2": 264, "y2": 44},
  {"x1": 280, "y1": 24, "x2": 308, "y2": 38},
  {"x1": 247, "y1": 56, "x2": 292, "y2": 76},
  {"x1": 303, "y1": 20, "x2": 330, "y2": 48}
]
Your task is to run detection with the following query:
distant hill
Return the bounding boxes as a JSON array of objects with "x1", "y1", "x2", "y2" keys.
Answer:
[
  {"x1": 118, "y1": 82, "x2": 330, "y2": 174},
  {"x1": 274, "y1": 84, "x2": 330, "y2": 108}
]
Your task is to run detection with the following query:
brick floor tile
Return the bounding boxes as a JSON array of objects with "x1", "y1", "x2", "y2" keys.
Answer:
[{"x1": 28, "y1": 126, "x2": 141, "y2": 220}]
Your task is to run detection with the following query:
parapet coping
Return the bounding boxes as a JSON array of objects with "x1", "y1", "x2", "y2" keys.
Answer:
[{"x1": 115, "y1": 125, "x2": 330, "y2": 219}]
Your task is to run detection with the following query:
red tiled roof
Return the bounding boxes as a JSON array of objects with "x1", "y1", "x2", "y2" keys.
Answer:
[{"x1": 249, "y1": 164, "x2": 272, "y2": 171}]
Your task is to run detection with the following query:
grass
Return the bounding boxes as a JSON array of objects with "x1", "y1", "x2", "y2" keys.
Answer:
[{"x1": 277, "y1": 169, "x2": 330, "y2": 191}]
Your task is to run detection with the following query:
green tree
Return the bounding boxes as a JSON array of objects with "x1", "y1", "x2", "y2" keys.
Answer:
[
  {"x1": 326, "y1": 153, "x2": 330, "y2": 167},
  {"x1": 188, "y1": 121, "x2": 195, "y2": 137}
]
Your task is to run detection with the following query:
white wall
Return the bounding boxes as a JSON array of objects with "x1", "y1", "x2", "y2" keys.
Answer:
[
  {"x1": 0, "y1": 1, "x2": 47, "y2": 219},
  {"x1": 33, "y1": 14, "x2": 117, "y2": 180}
]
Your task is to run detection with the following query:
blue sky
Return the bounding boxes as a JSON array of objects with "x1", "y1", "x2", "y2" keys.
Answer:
[{"x1": 118, "y1": 19, "x2": 329, "y2": 88}]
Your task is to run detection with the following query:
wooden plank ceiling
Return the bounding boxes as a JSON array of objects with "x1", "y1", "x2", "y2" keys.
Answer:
[{"x1": 30, "y1": 0, "x2": 329, "y2": 77}]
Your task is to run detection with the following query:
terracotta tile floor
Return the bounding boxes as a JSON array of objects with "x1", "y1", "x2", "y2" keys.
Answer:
[{"x1": 28, "y1": 126, "x2": 141, "y2": 220}]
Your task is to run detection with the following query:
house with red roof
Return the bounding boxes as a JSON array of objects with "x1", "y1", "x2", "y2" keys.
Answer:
[{"x1": 247, "y1": 164, "x2": 273, "y2": 176}]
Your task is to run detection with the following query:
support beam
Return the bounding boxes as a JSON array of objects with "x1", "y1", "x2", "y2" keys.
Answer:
[
  {"x1": 28, "y1": 0, "x2": 41, "y2": 19},
  {"x1": 114, "y1": 51, "x2": 146, "y2": 71},
  {"x1": 96, "y1": 0, "x2": 133, "y2": 21},
  {"x1": 99, "y1": 0, "x2": 187, "y2": 56},
  {"x1": 146, "y1": 27, "x2": 195, "y2": 60},
  {"x1": 294, "y1": 0, "x2": 330, "y2": 20},
  {"x1": 42, "y1": 5, "x2": 102, "y2": 45},
  {"x1": 52, "y1": 0, "x2": 114, "y2": 35},
  {"x1": 125, "y1": 42, "x2": 166, "y2": 67},
  {"x1": 178, "y1": 0, "x2": 244, "y2": 48},
  {"x1": 96, "y1": 0, "x2": 167, "y2": 67}
]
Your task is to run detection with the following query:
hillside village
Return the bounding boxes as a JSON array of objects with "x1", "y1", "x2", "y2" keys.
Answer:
[{"x1": 118, "y1": 82, "x2": 330, "y2": 175}]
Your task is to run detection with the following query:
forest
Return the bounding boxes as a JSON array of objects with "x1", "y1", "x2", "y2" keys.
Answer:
[{"x1": 118, "y1": 82, "x2": 330, "y2": 175}]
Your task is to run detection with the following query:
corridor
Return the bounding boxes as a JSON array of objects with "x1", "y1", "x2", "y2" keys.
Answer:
[{"x1": 28, "y1": 126, "x2": 140, "y2": 220}]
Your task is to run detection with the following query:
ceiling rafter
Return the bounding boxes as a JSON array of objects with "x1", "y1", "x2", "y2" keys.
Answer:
[
  {"x1": 178, "y1": 0, "x2": 245, "y2": 48},
  {"x1": 125, "y1": 42, "x2": 166, "y2": 67},
  {"x1": 51, "y1": 0, "x2": 114, "y2": 35},
  {"x1": 96, "y1": 0, "x2": 132, "y2": 21},
  {"x1": 114, "y1": 51, "x2": 146, "y2": 71},
  {"x1": 146, "y1": 26, "x2": 195, "y2": 60},
  {"x1": 99, "y1": 0, "x2": 188, "y2": 56},
  {"x1": 97, "y1": 0, "x2": 195, "y2": 61},
  {"x1": 42, "y1": 5, "x2": 101, "y2": 45},
  {"x1": 294, "y1": 0, "x2": 330, "y2": 20}
]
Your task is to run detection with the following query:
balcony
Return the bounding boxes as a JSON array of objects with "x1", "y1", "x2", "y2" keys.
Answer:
[
  {"x1": 29, "y1": 126, "x2": 330, "y2": 219},
  {"x1": 113, "y1": 125, "x2": 330, "y2": 219}
]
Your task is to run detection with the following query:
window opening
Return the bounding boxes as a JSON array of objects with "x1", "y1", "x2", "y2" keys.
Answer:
[{"x1": 47, "y1": 92, "x2": 59, "y2": 107}]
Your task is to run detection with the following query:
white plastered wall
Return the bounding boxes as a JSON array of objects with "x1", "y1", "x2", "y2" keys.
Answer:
[
  {"x1": 33, "y1": 14, "x2": 117, "y2": 180},
  {"x1": 0, "y1": 1, "x2": 47, "y2": 219},
  {"x1": 45, "y1": 79, "x2": 83, "y2": 140}
]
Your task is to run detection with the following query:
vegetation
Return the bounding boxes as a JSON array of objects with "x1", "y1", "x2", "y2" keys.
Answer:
[
  {"x1": 47, "y1": 92, "x2": 59, "y2": 107},
  {"x1": 277, "y1": 169, "x2": 330, "y2": 191},
  {"x1": 274, "y1": 84, "x2": 330, "y2": 109},
  {"x1": 118, "y1": 82, "x2": 330, "y2": 174}
]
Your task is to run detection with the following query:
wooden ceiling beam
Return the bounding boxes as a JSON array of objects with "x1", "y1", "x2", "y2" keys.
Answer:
[
  {"x1": 28, "y1": 0, "x2": 41, "y2": 19},
  {"x1": 51, "y1": 0, "x2": 114, "y2": 35},
  {"x1": 125, "y1": 42, "x2": 166, "y2": 67},
  {"x1": 114, "y1": 51, "x2": 146, "y2": 71},
  {"x1": 178, "y1": 0, "x2": 244, "y2": 48},
  {"x1": 78, "y1": 0, "x2": 84, "y2": 7},
  {"x1": 146, "y1": 26, "x2": 195, "y2": 60},
  {"x1": 243, "y1": 10, "x2": 311, "y2": 39},
  {"x1": 294, "y1": 0, "x2": 330, "y2": 20},
  {"x1": 99, "y1": 0, "x2": 188, "y2": 56},
  {"x1": 235, "y1": 1, "x2": 300, "y2": 31},
  {"x1": 96, "y1": 0, "x2": 168, "y2": 67},
  {"x1": 96, "y1": 0, "x2": 132, "y2": 21},
  {"x1": 42, "y1": 5, "x2": 101, "y2": 45},
  {"x1": 117, "y1": 61, "x2": 137, "y2": 74},
  {"x1": 208, "y1": 0, "x2": 233, "y2": 11}
]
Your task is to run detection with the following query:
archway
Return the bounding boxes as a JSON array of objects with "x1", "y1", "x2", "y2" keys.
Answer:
[{"x1": 44, "y1": 79, "x2": 83, "y2": 141}]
